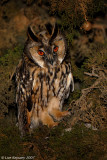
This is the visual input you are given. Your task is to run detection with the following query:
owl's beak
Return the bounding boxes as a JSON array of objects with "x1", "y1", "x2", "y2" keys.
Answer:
[
  {"x1": 47, "y1": 54, "x2": 54, "y2": 66},
  {"x1": 47, "y1": 58, "x2": 56, "y2": 68},
  {"x1": 50, "y1": 59, "x2": 54, "y2": 65}
]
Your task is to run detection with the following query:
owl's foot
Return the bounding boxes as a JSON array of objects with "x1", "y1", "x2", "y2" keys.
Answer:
[
  {"x1": 40, "y1": 111, "x2": 58, "y2": 128},
  {"x1": 50, "y1": 109, "x2": 71, "y2": 121}
]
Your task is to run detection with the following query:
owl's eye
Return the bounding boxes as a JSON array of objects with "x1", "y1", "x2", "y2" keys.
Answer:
[
  {"x1": 53, "y1": 46, "x2": 58, "y2": 52},
  {"x1": 38, "y1": 50, "x2": 44, "y2": 56}
]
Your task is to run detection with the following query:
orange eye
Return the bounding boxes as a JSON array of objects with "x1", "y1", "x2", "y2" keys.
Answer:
[
  {"x1": 53, "y1": 46, "x2": 58, "y2": 52},
  {"x1": 38, "y1": 50, "x2": 44, "y2": 56}
]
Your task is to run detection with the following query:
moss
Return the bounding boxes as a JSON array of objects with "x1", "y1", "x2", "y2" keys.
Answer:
[
  {"x1": 0, "y1": 118, "x2": 37, "y2": 157},
  {"x1": 0, "y1": 119, "x2": 22, "y2": 156},
  {"x1": 45, "y1": 124, "x2": 107, "y2": 160}
]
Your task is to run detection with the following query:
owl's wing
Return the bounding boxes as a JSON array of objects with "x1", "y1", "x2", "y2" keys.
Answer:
[
  {"x1": 65, "y1": 71, "x2": 74, "y2": 99},
  {"x1": 55, "y1": 63, "x2": 74, "y2": 106},
  {"x1": 16, "y1": 60, "x2": 32, "y2": 135}
]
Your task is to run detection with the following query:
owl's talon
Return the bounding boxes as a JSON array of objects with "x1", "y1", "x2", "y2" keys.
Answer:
[
  {"x1": 48, "y1": 122, "x2": 59, "y2": 128},
  {"x1": 51, "y1": 122, "x2": 59, "y2": 128},
  {"x1": 16, "y1": 122, "x2": 19, "y2": 127},
  {"x1": 63, "y1": 111, "x2": 71, "y2": 116},
  {"x1": 50, "y1": 109, "x2": 71, "y2": 121}
]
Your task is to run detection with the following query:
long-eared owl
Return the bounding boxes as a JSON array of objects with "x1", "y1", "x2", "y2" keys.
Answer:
[{"x1": 16, "y1": 23, "x2": 74, "y2": 136}]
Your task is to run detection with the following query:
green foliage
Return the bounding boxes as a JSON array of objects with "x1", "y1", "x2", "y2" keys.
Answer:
[
  {"x1": 0, "y1": 46, "x2": 23, "y2": 117},
  {"x1": 83, "y1": 43, "x2": 107, "y2": 71},
  {"x1": 71, "y1": 41, "x2": 107, "y2": 88}
]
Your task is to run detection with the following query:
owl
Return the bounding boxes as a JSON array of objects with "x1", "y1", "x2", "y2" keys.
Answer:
[{"x1": 16, "y1": 23, "x2": 74, "y2": 136}]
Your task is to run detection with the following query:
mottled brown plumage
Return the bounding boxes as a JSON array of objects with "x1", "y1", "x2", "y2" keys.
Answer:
[{"x1": 16, "y1": 23, "x2": 74, "y2": 136}]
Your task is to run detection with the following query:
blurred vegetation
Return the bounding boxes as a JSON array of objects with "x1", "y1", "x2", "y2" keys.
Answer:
[
  {"x1": 49, "y1": 0, "x2": 106, "y2": 43},
  {"x1": 0, "y1": 46, "x2": 23, "y2": 117},
  {"x1": 71, "y1": 42, "x2": 107, "y2": 86}
]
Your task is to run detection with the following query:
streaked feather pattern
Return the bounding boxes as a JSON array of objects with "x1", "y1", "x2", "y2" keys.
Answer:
[{"x1": 16, "y1": 23, "x2": 74, "y2": 136}]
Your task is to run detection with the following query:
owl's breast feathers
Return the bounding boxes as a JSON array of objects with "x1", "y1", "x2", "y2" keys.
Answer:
[
  {"x1": 16, "y1": 59, "x2": 73, "y2": 114},
  {"x1": 32, "y1": 62, "x2": 73, "y2": 107}
]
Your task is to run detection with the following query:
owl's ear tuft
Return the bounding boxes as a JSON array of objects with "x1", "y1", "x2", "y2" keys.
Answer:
[
  {"x1": 45, "y1": 23, "x2": 53, "y2": 35},
  {"x1": 50, "y1": 23, "x2": 59, "y2": 43},
  {"x1": 27, "y1": 26, "x2": 39, "y2": 42}
]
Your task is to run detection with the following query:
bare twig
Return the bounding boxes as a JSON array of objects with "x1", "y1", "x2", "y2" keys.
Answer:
[
  {"x1": 10, "y1": 67, "x2": 16, "y2": 81},
  {"x1": 84, "y1": 71, "x2": 99, "y2": 77},
  {"x1": 84, "y1": 66, "x2": 100, "y2": 78}
]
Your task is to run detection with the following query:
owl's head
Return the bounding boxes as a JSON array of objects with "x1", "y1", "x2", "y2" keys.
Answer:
[{"x1": 24, "y1": 23, "x2": 66, "y2": 68}]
